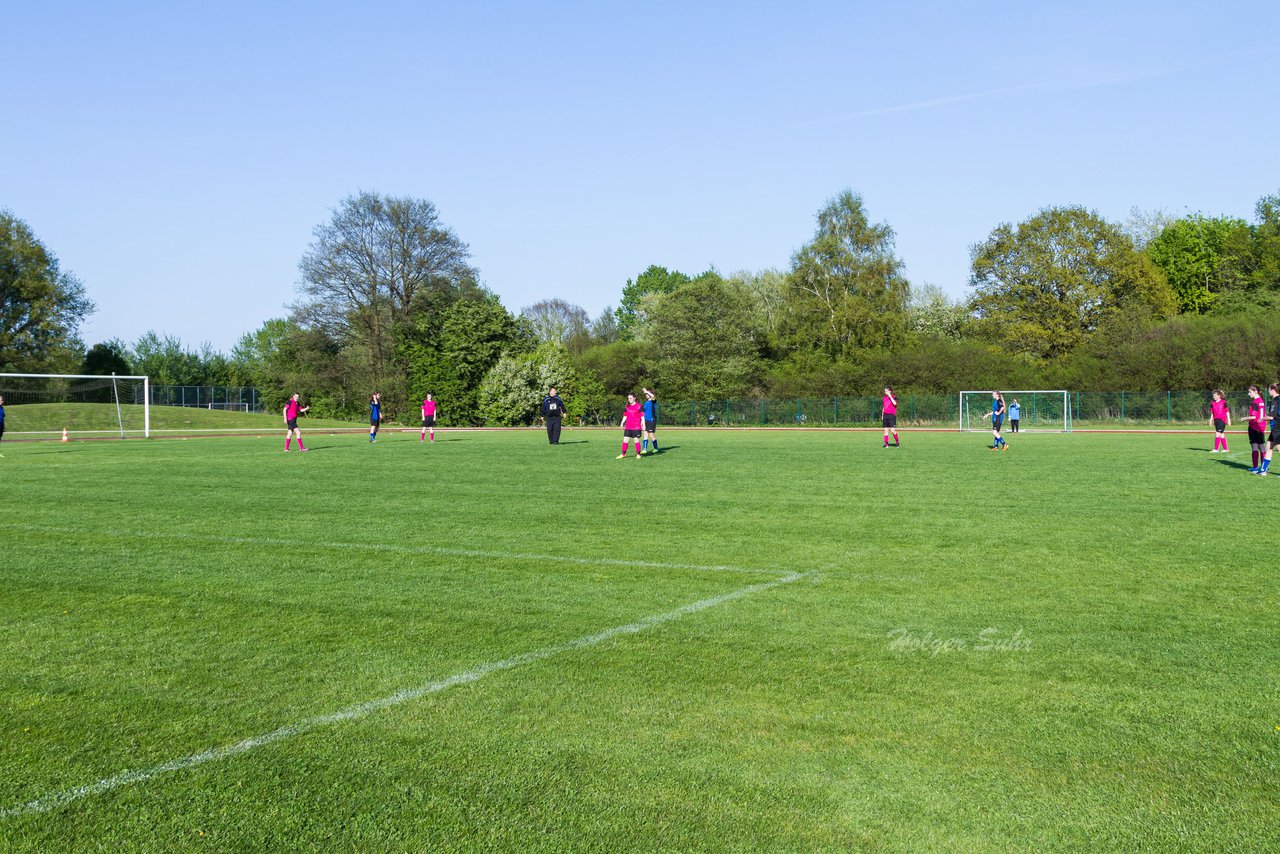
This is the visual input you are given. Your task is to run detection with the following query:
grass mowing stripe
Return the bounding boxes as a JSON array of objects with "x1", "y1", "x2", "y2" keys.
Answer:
[
  {"x1": 0, "y1": 523, "x2": 784, "y2": 576},
  {"x1": 1, "y1": 569, "x2": 812, "y2": 819}
]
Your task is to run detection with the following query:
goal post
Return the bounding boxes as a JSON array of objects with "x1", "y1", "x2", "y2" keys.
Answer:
[
  {"x1": 958, "y1": 390, "x2": 1072, "y2": 433},
  {"x1": 0, "y1": 373, "x2": 150, "y2": 438}
]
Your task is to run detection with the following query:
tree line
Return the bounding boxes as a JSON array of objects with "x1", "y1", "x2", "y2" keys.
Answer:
[{"x1": 4, "y1": 186, "x2": 1279, "y2": 425}]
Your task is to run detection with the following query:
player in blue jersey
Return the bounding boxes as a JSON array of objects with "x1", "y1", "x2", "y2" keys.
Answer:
[
  {"x1": 369, "y1": 393, "x2": 382, "y2": 443},
  {"x1": 0, "y1": 394, "x2": 6, "y2": 445},
  {"x1": 989, "y1": 391, "x2": 1008, "y2": 451},
  {"x1": 642, "y1": 388, "x2": 659, "y2": 454}
]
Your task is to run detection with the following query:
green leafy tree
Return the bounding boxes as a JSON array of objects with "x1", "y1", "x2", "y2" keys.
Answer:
[
  {"x1": 780, "y1": 191, "x2": 910, "y2": 358},
  {"x1": 642, "y1": 273, "x2": 765, "y2": 400},
  {"x1": 80, "y1": 339, "x2": 132, "y2": 376},
  {"x1": 0, "y1": 211, "x2": 94, "y2": 372},
  {"x1": 520, "y1": 299, "x2": 590, "y2": 349},
  {"x1": 571, "y1": 339, "x2": 645, "y2": 396},
  {"x1": 906, "y1": 283, "x2": 969, "y2": 340},
  {"x1": 968, "y1": 206, "x2": 1177, "y2": 359},
  {"x1": 1251, "y1": 190, "x2": 1280, "y2": 292},
  {"x1": 1146, "y1": 215, "x2": 1253, "y2": 313},
  {"x1": 403, "y1": 295, "x2": 525, "y2": 424},
  {"x1": 615, "y1": 265, "x2": 692, "y2": 337},
  {"x1": 477, "y1": 344, "x2": 607, "y2": 426}
]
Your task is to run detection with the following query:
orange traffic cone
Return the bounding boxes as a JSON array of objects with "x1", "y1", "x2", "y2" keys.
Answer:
[{"x1": 62, "y1": 428, "x2": 69, "y2": 442}]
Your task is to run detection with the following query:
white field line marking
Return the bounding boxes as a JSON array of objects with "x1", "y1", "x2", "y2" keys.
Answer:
[
  {"x1": 1, "y1": 569, "x2": 811, "y2": 819},
  {"x1": 0, "y1": 523, "x2": 781, "y2": 576}
]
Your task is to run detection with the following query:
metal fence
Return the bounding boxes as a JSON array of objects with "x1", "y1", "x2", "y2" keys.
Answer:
[
  {"x1": 598, "y1": 390, "x2": 1261, "y2": 427},
  {"x1": 140, "y1": 385, "x2": 265, "y2": 413}
]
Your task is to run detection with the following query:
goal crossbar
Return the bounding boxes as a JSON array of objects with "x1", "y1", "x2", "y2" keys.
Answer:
[{"x1": 958, "y1": 390, "x2": 1072, "y2": 433}]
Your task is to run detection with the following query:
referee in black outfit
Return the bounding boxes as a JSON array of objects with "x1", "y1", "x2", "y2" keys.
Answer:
[{"x1": 541, "y1": 387, "x2": 565, "y2": 444}]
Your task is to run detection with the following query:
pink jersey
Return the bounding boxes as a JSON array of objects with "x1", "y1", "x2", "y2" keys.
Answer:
[
  {"x1": 883, "y1": 394, "x2": 897, "y2": 415},
  {"x1": 1249, "y1": 397, "x2": 1267, "y2": 428},
  {"x1": 623, "y1": 403, "x2": 644, "y2": 430},
  {"x1": 422, "y1": 399, "x2": 437, "y2": 417},
  {"x1": 284, "y1": 399, "x2": 300, "y2": 420},
  {"x1": 1210, "y1": 399, "x2": 1229, "y2": 421}
]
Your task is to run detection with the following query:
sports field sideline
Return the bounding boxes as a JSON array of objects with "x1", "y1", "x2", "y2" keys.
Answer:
[{"x1": 1, "y1": 429, "x2": 1275, "y2": 851}]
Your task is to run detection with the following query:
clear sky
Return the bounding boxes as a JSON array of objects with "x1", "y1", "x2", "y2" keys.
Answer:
[{"x1": 3, "y1": 1, "x2": 1277, "y2": 353}]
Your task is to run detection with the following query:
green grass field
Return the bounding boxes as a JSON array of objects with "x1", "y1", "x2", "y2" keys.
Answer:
[{"x1": 1, "y1": 429, "x2": 1276, "y2": 852}]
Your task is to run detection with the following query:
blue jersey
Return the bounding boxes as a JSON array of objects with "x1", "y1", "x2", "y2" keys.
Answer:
[
  {"x1": 1009, "y1": 403, "x2": 1020, "y2": 419},
  {"x1": 370, "y1": 402, "x2": 381, "y2": 419},
  {"x1": 0, "y1": 404, "x2": 5, "y2": 424},
  {"x1": 642, "y1": 399, "x2": 657, "y2": 421},
  {"x1": 993, "y1": 398, "x2": 1002, "y2": 415}
]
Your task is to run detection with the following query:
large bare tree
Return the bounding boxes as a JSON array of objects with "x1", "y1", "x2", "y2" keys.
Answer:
[{"x1": 296, "y1": 192, "x2": 476, "y2": 398}]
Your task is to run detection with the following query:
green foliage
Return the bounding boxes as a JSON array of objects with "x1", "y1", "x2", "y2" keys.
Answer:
[
  {"x1": 403, "y1": 295, "x2": 526, "y2": 425},
  {"x1": 969, "y1": 206, "x2": 1177, "y2": 359},
  {"x1": 0, "y1": 210, "x2": 94, "y2": 373},
  {"x1": 1250, "y1": 190, "x2": 1280, "y2": 291},
  {"x1": 571, "y1": 339, "x2": 646, "y2": 396},
  {"x1": 781, "y1": 190, "x2": 910, "y2": 358},
  {"x1": 1146, "y1": 215, "x2": 1253, "y2": 313},
  {"x1": 614, "y1": 265, "x2": 693, "y2": 337},
  {"x1": 906, "y1": 283, "x2": 969, "y2": 340},
  {"x1": 80, "y1": 340, "x2": 132, "y2": 376},
  {"x1": 477, "y1": 344, "x2": 607, "y2": 425},
  {"x1": 641, "y1": 273, "x2": 766, "y2": 400}
]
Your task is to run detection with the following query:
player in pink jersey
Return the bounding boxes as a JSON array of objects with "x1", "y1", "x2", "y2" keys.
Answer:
[
  {"x1": 1208, "y1": 389, "x2": 1230, "y2": 453},
  {"x1": 420, "y1": 394, "x2": 438, "y2": 444},
  {"x1": 881, "y1": 386, "x2": 900, "y2": 448},
  {"x1": 282, "y1": 393, "x2": 310, "y2": 451},
  {"x1": 616, "y1": 393, "x2": 644, "y2": 459},
  {"x1": 1246, "y1": 385, "x2": 1267, "y2": 473}
]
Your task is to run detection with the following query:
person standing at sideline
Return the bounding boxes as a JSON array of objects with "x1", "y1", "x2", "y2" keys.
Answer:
[
  {"x1": 1259, "y1": 383, "x2": 1280, "y2": 476},
  {"x1": 617, "y1": 393, "x2": 644, "y2": 459},
  {"x1": 1209, "y1": 389, "x2": 1231, "y2": 453},
  {"x1": 369, "y1": 393, "x2": 382, "y2": 443},
  {"x1": 881, "y1": 386, "x2": 899, "y2": 448},
  {"x1": 283, "y1": 393, "x2": 310, "y2": 452},
  {"x1": 642, "y1": 388, "x2": 659, "y2": 454},
  {"x1": 0, "y1": 395, "x2": 6, "y2": 444},
  {"x1": 1008, "y1": 398, "x2": 1021, "y2": 433},
  {"x1": 989, "y1": 391, "x2": 1008, "y2": 451},
  {"x1": 1246, "y1": 385, "x2": 1267, "y2": 473},
  {"x1": 421, "y1": 394, "x2": 438, "y2": 444},
  {"x1": 541, "y1": 387, "x2": 565, "y2": 444}
]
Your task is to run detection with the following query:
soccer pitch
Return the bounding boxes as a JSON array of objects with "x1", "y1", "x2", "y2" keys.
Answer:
[{"x1": 1, "y1": 429, "x2": 1275, "y2": 851}]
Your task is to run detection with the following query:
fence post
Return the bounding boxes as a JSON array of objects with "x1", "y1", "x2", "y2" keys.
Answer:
[
  {"x1": 691, "y1": 402, "x2": 695, "y2": 425},
  {"x1": 1167, "y1": 391, "x2": 1171, "y2": 422},
  {"x1": 761, "y1": 399, "x2": 766, "y2": 425},
  {"x1": 833, "y1": 397, "x2": 838, "y2": 424},
  {"x1": 910, "y1": 394, "x2": 915, "y2": 421},
  {"x1": 1121, "y1": 391, "x2": 1125, "y2": 420}
]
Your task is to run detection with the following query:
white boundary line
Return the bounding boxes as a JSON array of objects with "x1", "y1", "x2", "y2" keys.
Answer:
[
  {"x1": 0, "y1": 569, "x2": 812, "y2": 819},
  {"x1": 0, "y1": 523, "x2": 782, "y2": 576}
]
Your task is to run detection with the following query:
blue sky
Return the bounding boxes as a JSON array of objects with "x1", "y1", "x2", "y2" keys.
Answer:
[{"x1": 3, "y1": 1, "x2": 1277, "y2": 353}]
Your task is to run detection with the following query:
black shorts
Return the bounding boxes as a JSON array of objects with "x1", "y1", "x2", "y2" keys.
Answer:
[
  {"x1": 286, "y1": 419, "x2": 298, "y2": 430},
  {"x1": 422, "y1": 416, "x2": 435, "y2": 427},
  {"x1": 623, "y1": 428, "x2": 642, "y2": 439},
  {"x1": 1248, "y1": 427, "x2": 1265, "y2": 446},
  {"x1": 1270, "y1": 426, "x2": 1280, "y2": 446},
  {"x1": 644, "y1": 419, "x2": 656, "y2": 432},
  {"x1": 992, "y1": 416, "x2": 1003, "y2": 431},
  {"x1": 1213, "y1": 419, "x2": 1226, "y2": 432},
  {"x1": 370, "y1": 417, "x2": 380, "y2": 427},
  {"x1": 882, "y1": 413, "x2": 897, "y2": 429}
]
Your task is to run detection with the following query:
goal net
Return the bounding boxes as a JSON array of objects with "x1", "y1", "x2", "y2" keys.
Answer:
[
  {"x1": 959, "y1": 390, "x2": 1071, "y2": 432},
  {"x1": 0, "y1": 373, "x2": 150, "y2": 438}
]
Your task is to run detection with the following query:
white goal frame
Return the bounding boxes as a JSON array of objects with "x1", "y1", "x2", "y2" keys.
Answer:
[
  {"x1": 0, "y1": 373, "x2": 150, "y2": 438},
  {"x1": 958, "y1": 390, "x2": 1071, "y2": 433}
]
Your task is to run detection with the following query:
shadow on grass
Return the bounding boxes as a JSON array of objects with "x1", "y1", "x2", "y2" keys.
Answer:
[
  {"x1": 1215, "y1": 458, "x2": 1256, "y2": 471},
  {"x1": 551, "y1": 440, "x2": 591, "y2": 445}
]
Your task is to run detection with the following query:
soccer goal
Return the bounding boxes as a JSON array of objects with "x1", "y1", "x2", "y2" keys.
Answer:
[
  {"x1": 0, "y1": 373, "x2": 150, "y2": 438},
  {"x1": 958, "y1": 390, "x2": 1072, "y2": 433}
]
